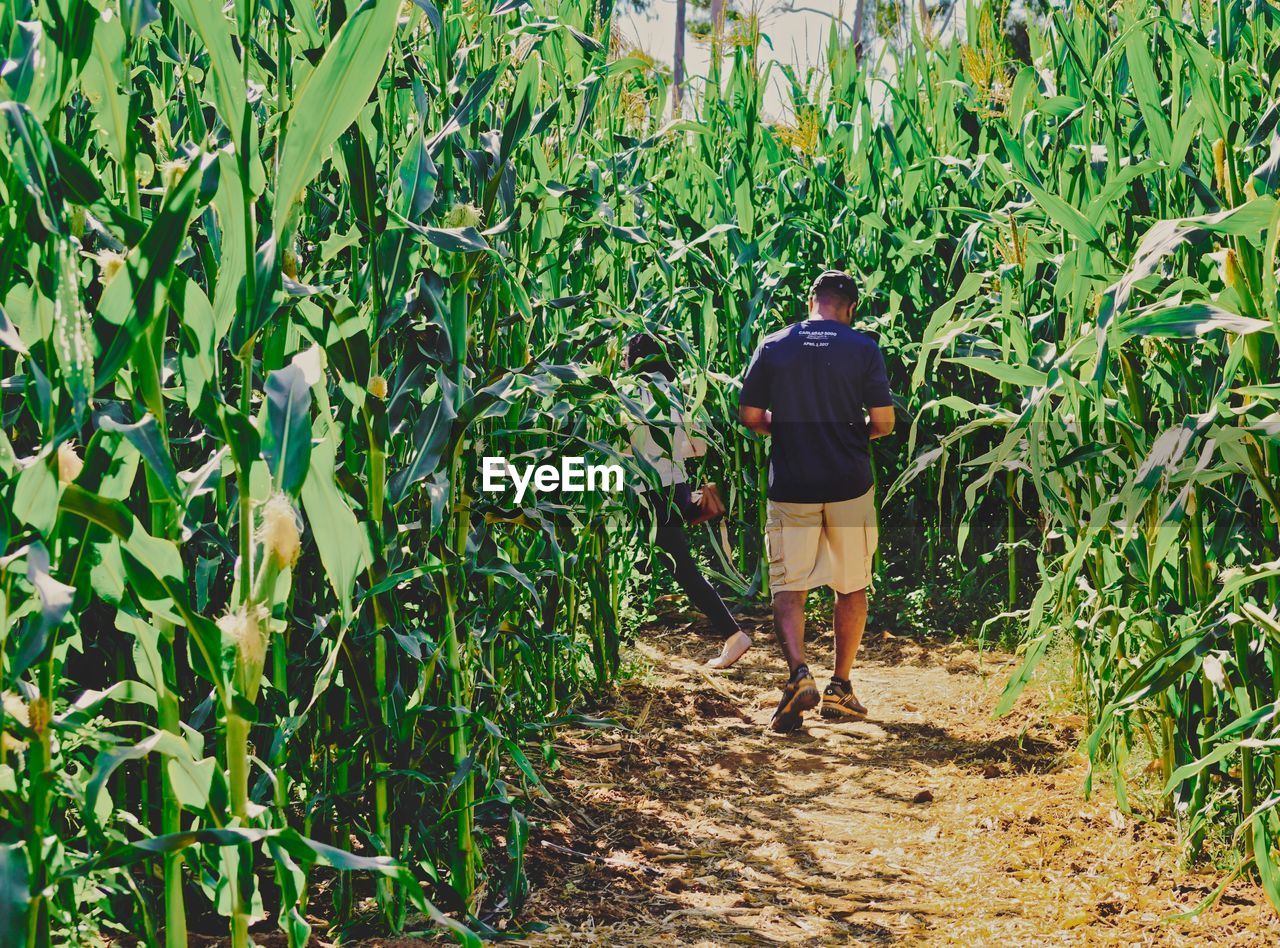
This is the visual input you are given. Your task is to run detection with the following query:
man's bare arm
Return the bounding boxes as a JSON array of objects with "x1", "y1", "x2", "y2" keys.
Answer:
[
  {"x1": 739, "y1": 404, "x2": 772, "y2": 436},
  {"x1": 868, "y1": 405, "x2": 895, "y2": 440}
]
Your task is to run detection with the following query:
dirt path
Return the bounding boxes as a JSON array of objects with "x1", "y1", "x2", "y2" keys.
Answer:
[{"x1": 520, "y1": 605, "x2": 1279, "y2": 945}]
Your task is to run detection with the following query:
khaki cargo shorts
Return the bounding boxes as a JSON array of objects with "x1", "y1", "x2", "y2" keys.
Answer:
[{"x1": 765, "y1": 489, "x2": 877, "y2": 595}]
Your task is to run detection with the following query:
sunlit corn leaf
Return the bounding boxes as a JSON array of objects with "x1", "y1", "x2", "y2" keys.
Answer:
[
  {"x1": 0, "y1": 101, "x2": 62, "y2": 233},
  {"x1": 1121, "y1": 302, "x2": 1273, "y2": 338},
  {"x1": 96, "y1": 412, "x2": 183, "y2": 504},
  {"x1": 301, "y1": 436, "x2": 371, "y2": 619},
  {"x1": 262, "y1": 355, "x2": 316, "y2": 496},
  {"x1": 420, "y1": 225, "x2": 489, "y2": 253},
  {"x1": 272, "y1": 0, "x2": 401, "y2": 237},
  {"x1": 95, "y1": 154, "x2": 219, "y2": 388},
  {"x1": 170, "y1": 0, "x2": 248, "y2": 150},
  {"x1": 428, "y1": 64, "x2": 503, "y2": 156},
  {"x1": 9, "y1": 542, "x2": 75, "y2": 678}
]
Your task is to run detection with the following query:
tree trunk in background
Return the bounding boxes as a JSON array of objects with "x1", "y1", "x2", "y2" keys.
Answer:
[
  {"x1": 673, "y1": 0, "x2": 686, "y2": 115},
  {"x1": 852, "y1": 0, "x2": 867, "y2": 62},
  {"x1": 711, "y1": 0, "x2": 725, "y2": 32}
]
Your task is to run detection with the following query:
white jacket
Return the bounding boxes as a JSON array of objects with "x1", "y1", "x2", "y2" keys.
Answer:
[{"x1": 626, "y1": 386, "x2": 707, "y2": 490}]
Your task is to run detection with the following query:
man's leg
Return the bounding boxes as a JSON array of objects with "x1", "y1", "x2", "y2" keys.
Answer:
[
  {"x1": 772, "y1": 590, "x2": 808, "y2": 674},
  {"x1": 833, "y1": 588, "x2": 868, "y2": 680},
  {"x1": 821, "y1": 491, "x2": 877, "y2": 720},
  {"x1": 766, "y1": 501, "x2": 823, "y2": 674},
  {"x1": 767, "y1": 502, "x2": 823, "y2": 731},
  {"x1": 770, "y1": 589, "x2": 818, "y2": 731}
]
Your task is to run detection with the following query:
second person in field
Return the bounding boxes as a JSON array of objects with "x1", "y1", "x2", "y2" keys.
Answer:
[{"x1": 627, "y1": 333, "x2": 753, "y2": 670}]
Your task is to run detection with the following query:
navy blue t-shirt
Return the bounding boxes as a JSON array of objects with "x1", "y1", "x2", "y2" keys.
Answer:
[{"x1": 740, "y1": 321, "x2": 892, "y2": 504}]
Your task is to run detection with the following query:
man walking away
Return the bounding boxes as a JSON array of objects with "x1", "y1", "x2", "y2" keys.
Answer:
[{"x1": 738, "y1": 270, "x2": 895, "y2": 732}]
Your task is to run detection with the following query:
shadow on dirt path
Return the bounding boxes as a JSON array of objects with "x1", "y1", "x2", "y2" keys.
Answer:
[{"x1": 520, "y1": 606, "x2": 1279, "y2": 946}]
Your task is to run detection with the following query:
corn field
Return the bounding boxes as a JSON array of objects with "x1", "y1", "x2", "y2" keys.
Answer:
[{"x1": 2, "y1": 0, "x2": 1280, "y2": 942}]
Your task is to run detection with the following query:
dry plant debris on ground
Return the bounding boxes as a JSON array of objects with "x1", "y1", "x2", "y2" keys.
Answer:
[{"x1": 515, "y1": 605, "x2": 1279, "y2": 946}]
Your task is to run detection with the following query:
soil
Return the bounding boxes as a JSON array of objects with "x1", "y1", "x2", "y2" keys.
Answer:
[{"x1": 514, "y1": 603, "x2": 1280, "y2": 946}]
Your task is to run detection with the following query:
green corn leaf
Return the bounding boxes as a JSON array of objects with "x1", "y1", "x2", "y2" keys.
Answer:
[
  {"x1": 96, "y1": 413, "x2": 183, "y2": 504},
  {"x1": 58, "y1": 484, "x2": 135, "y2": 539},
  {"x1": 0, "y1": 844, "x2": 29, "y2": 939},
  {"x1": 1022, "y1": 177, "x2": 1102, "y2": 245},
  {"x1": 1122, "y1": 303, "x2": 1273, "y2": 338},
  {"x1": 12, "y1": 456, "x2": 59, "y2": 535},
  {"x1": 500, "y1": 56, "x2": 541, "y2": 162},
  {"x1": 83, "y1": 730, "x2": 207, "y2": 835},
  {"x1": 3, "y1": 21, "x2": 62, "y2": 120},
  {"x1": 10, "y1": 542, "x2": 75, "y2": 679},
  {"x1": 300, "y1": 435, "x2": 370, "y2": 620},
  {"x1": 604, "y1": 223, "x2": 649, "y2": 245},
  {"x1": 0, "y1": 302, "x2": 28, "y2": 354},
  {"x1": 262, "y1": 351, "x2": 318, "y2": 495},
  {"x1": 1164, "y1": 739, "x2": 1240, "y2": 794},
  {"x1": 993, "y1": 630, "x2": 1051, "y2": 717},
  {"x1": 284, "y1": 0, "x2": 325, "y2": 46},
  {"x1": 396, "y1": 132, "x2": 438, "y2": 220},
  {"x1": 420, "y1": 226, "x2": 489, "y2": 253},
  {"x1": 428, "y1": 64, "x2": 503, "y2": 157},
  {"x1": 0, "y1": 102, "x2": 62, "y2": 233},
  {"x1": 170, "y1": 0, "x2": 247, "y2": 149},
  {"x1": 388, "y1": 376, "x2": 457, "y2": 503},
  {"x1": 272, "y1": 0, "x2": 401, "y2": 237},
  {"x1": 1094, "y1": 197, "x2": 1279, "y2": 372},
  {"x1": 1124, "y1": 27, "x2": 1174, "y2": 163},
  {"x1": 1252, "y1": 128, "x2": 1280, "y2": 196},
  {"x1": 944, "y1": 356, "x2": 1049, "y2": 388},
  {"x1": 95, "y1": 154, "x2": 219, "y2": 390},
  {"x1": 78, "y1": 10, "x2": 128, "y2": 164}
]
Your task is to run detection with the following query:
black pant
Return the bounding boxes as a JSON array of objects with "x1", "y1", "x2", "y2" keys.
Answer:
[{"x1": 643, "y1": 484, "x2": 740, "y2": 638}]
